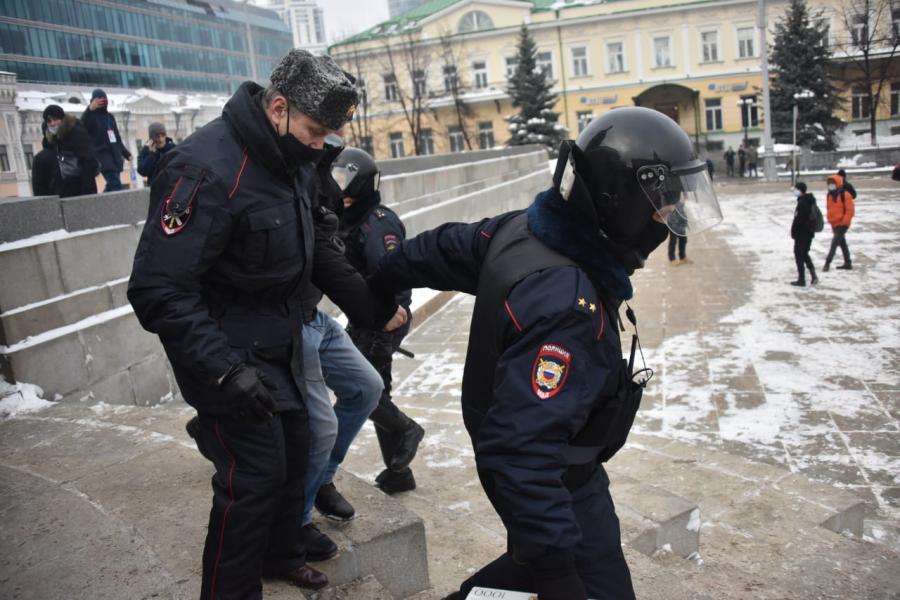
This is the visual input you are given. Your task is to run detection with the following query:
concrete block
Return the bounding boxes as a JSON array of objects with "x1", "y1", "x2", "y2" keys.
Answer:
[
  {"x1": 60, "y1": 188, "x2": 150, "y2": 232},
  {"x1": 773, "y1": 472, "x2": 867, "y2": 538},
  {"x1": 55, "y1": 226, "x2": 138, "y2": 294},
  {"x1": 106, "y1": 278, "x2": 130, "y2": 308},
  {"x1": 0, "y1": 242, "x2": 65, "y2": 312},
  {"x1": 0, "y1": 285, "x2": 113, "y2": 346},
  {"x1": 82, "y1": 313, "x2": 161, "y2": 380},
  {"x1": 0, "y1": 195, "x2": 63, "y2": 243},
  {"x1": 613, "y1": 475, "x2": 700, "y2": 558},
  {"x1": 129, "y1": 353, "x2": 174, "y2": 407},
  {"x1": 2, "y1": 332, "x2": 89, "y2": 399},
  {"x1": 90, "y1": 369, "x2": 137, "y2": 406}
]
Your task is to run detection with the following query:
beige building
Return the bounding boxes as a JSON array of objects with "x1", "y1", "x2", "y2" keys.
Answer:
[{"x1": 329, "y1": 0, "x2": 900, "y2": 161}]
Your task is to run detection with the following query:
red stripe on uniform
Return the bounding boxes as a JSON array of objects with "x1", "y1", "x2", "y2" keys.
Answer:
[
  {"x1": 228, "y1": 148, "x2": 249, "y2": 199},
  {"x1": 505, "y1": 300, "x2": 523, "y2": 332},
  {"x1": 480, "y1": 230, "x2": 492, "y2": 239},
  {"x1": 210, "y1": 418, "x2": 237, "y2": 600},
  {"x1": 597, "y1": 302, "x2": 605, "y2": 340}
]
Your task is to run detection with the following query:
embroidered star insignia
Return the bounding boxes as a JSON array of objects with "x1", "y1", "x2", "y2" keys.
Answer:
[
  {"x1": 578, "y1": 297, "x2": 587, "y2": 307},
  {"x1": 589, "y1": 303, "x2": 597, "y2": 312}
]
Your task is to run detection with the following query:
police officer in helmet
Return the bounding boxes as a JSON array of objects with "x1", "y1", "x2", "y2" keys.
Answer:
[
  {"x1": 333, "y1": 148, "x2": 425, "y2": 494},
  {"x1": 369, "y1": 107, "x2": 722, "y2": 599}
]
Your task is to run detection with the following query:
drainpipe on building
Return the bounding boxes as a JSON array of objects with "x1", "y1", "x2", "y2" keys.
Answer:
[
  {"x1": 554, "y1": 10, "x2": 571, "y2": 132},
  {"x1": 758, "y1": 0, "x2": 777, "y2": 181}
]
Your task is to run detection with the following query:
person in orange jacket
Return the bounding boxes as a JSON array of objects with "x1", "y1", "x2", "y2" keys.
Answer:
[{"x1": 823, "y1": 173, "x2": 855, "y2": 271}]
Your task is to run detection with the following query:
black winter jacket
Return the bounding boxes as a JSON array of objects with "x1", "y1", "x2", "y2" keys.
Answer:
[
  {"x1": 37, "y1": 116, "x2": 98, "y2": 197},
  {"x1": 81, "y1": 107, "x2": 131, "y2": 173},
  {"x1": 128, "y1": 82, "x2": 396, "y2": 414},
  {"x1": 791, "y1": 192, "x2": 816, "y2": 240},
  {"x1": 137, "y1": 138, "x2": 176, "y2": 180},
  {"x1": 31, "y1": 142, "x2": 59, "y2": 197}
]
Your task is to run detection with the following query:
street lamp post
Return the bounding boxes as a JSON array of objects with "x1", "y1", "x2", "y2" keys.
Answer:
[
  {"x1": 737, "y1": 96, "x2": 754, "y2": 146},
  {"x1": 792, "y1": 89, "x2": 815, "y2": 186}
]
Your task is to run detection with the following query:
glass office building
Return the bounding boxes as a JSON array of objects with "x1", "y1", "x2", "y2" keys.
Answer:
[{"x1": 0, "y1": 0, "x2": 293, "y2": 93}]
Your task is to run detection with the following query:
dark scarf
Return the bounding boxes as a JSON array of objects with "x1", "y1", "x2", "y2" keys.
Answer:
[
  {"x1": 340, "y1": 190, "x2": 382, "y2": 231},
  {"x1": 527, "y1": 188, "x2": 634, "y2": 301}
]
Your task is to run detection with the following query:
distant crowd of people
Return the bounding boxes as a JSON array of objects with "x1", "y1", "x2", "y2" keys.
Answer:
[
  {"x1": 31, "y1": 88, "x2": 175, "y2": 198},
  {"x1": 723, "y1": 143, "x2": 759, "y2": 178}
]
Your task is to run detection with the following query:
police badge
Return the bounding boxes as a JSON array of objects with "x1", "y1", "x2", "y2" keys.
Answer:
[
  {"x1": 159, "y1": 175, "x2": 198, "y2": 236},
  {"x1": 532, "y1": 343, "x2": 571, "y2": 400}
]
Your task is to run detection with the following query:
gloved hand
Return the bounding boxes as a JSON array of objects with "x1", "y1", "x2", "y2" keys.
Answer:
[
  {"x1": 220, "y1": 363, "x2": 276, "y2": 422},
  {"x1": 530, "y1": 549, "x2": 587, "y2": 600}
]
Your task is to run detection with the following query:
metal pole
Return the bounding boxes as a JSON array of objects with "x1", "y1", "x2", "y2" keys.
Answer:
[
  {"x1": 792, "y1": 103, "x2": 797, "y2": 186},
  {"x1": 758, "y1": 0, "x2": 776, "y2": 181}
]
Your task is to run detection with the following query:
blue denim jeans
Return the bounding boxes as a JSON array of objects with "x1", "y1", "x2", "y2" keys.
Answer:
[{"x1": 301, "y1": 310, "x2": 383, "y2": 524}]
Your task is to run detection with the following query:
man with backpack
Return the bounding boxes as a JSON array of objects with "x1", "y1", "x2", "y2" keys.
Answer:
[
  {"x1": 823, "y1": 173, "x2": 855, "y2": 271},
  {"x1": 789, "y1": 181, "x2": 819, "y2": 287}
]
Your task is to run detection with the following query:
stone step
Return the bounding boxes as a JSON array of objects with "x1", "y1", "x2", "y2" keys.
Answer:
[{"x1": 613, "y1": 475, "x2": 700, "y2": 558}]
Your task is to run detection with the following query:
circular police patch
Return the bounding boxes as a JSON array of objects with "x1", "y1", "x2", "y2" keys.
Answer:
[
  {"x1": 159, "y1": 175, "x2": 195, "y2": 236},
  {"x1": 532, "y1": 343, "x2": 571, "y2": 400},
  {"x1": 383, "y1": 233, "x2": 400, "y2": 252}
]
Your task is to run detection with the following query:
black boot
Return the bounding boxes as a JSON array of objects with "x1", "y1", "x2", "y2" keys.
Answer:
[
  {"x1": 390, "y1": 418, "x2": 425, "y2": 472},
  {"x1": 185, "y1": 415, "x2": 212, "y2": 461},
  {"x1": 790, "y1": 280, "x2": 805, "y2": 287},
  {"x1": 370, "y1": 401, "x2": 425, "y2": 472},
  {"x1": 375, "y1": 468, "x2": 416, "y2": 495},
  {"x1": 315, "y1": 482, "x2": 355, "y2": 521},
  {"x1": 809, "y1": 265, "x2": 818, "y2": 285},
  {"x1": 836, "y1": 262, "x2": 852, "y2": 270},
  {"x1": 301, "y1": 524, "x2": 338, "y2": 562}
]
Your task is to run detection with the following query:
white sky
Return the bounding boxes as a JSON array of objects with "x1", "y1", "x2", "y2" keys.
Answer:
[{"x1": 324, "y1": 0, "x2": 390, "y2": 44}]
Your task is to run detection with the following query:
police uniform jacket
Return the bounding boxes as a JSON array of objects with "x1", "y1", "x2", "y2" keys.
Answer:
[
  {"x1": 128, "y1": 82, "x2": 394, "y2": 414},
  {"x1": 371, "y1": 188, "x2": 638, "y2": 565}
]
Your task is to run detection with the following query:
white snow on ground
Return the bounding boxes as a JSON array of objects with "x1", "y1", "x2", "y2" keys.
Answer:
[
  {"x1": 0, "y1": 376, "x2": 55, "y2": 418},
  {"x1": 636, "y1": 187, "x2": 900, "y2": 514}
]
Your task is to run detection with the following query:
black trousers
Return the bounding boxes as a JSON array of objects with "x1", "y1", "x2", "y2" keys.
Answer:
[
  {"x1": 452, "y1": 467, "x2": 634, "y2": 600},
  {"x1": 668, "y1": 233, "x2": 687, "y2": 261},
  {"x1": 794, "y1": 236, "x2": 814, "y2": 282},
  {"x1": 197, "y1": 411, "x2": 309, "y2": 600},
  {"x1": 825, "y1": 225, "x2": 850, "y2": 266},
  {"x1": 726, "y1": 162, "x2": 734, "y2": 176}
]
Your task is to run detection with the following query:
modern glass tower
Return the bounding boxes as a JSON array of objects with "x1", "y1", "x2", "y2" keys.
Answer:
[
  {"x1": 387, "y1": 0, "x2": 430, "y2": 18},
  {"x1": 0, "y1": 0, "x2": 294, "y2": 93}
]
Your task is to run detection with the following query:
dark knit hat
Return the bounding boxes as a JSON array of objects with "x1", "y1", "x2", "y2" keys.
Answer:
[
  {"x1": 269, "y1": 50, "x2": 358, "y2": 131},
  {"x1": 42, "y1": 104, "x2": 65, "y2": 122},
  {"x1": 148, "y1": 122, "x2": 166, "y2": 137},
  {"x1": 795, "y1": 181, "x2": 807, "y2": 193},
  {"x1": 91, "y1": 88, "x2": 107, "y2": 100}
]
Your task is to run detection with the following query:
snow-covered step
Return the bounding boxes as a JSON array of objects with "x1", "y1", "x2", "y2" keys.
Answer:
[{"x1": 613, "y1": 474, "x2": 700, "y2": 558}]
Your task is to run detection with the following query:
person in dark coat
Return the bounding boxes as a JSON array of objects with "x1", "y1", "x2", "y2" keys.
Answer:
[
  {"x1": 370, "y1": 107, "x2": 723, "y2": 600},
  {"x1": 836, "y1": 168, "x2": 857, "y2": 199},
  {"x1": 128, "y1": 50, "x2": 404, "y2": 599},
  {"x1": 137, "y1": 121, "x2": 175, "y2": 181},
  {"x1": 738, "y1": 144, "x2": 747, "y2": 177},
  {"x1": 81, "y1": 89, "x2": 132, "y2": 192},
  {"x1": 35, "y1": 105, "x2": 98, "y2": 197},
  {"x1": 724, "y1": 146, "x2": 735, "y2": 177},
  {"x1": 790, "y1": 181, "x2": 818, "y2": 287},
  {"x1": 335, "y1": 148, "x2": 424, "y2": 495}
]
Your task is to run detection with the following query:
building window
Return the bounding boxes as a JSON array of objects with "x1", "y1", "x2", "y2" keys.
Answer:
[
  {"x1": 606, "y1": 41, "x2": 625, "y2": 73},
  {"x1": 737, "y1": 27, "x2": 755, "y2": 58},
  {"x1": 472, "y1": 61, "x2": 488, "y2": 89},
  {"x1": 852, "y1": 85, "x2": 871, "y2": 120},
  {"x1": 653, "y1": 36, "x2": 671, "y2": 68},
  {"x1": 505, "y1": 56, "x2": 519, "y2": 79},
  {"x1": 458, "y1": 10, "x2": 494, "y2": 33},
  {"x1": 478, "y1": 121, "x2": 494, "y2": 150},
  {"x1": 576, "y1": 111, "x2": 593, "y2": 133},
  {"x1": 706, "y1": 140, "x2": 724, "y2": 151},
  {"x1": 383, "y1": 74, "x2": 399, "y2": 101},
  {"x1": 360, "y1": 136, "x2": 374, "y2": 155},
  {"x1": 851, "y1": 14, "x2": 869, "y2": 47},
  {"x1": 740, "y1": 95, "x2": 759, "y2": 127},
  {"x1": 891, "y1": 82, "x2": 900, "y2": 116},
  {"x1": 537, "y1": 51, "x2": 554, "y2": 80},
  {"x1": 389, "y1": 132, "x2": 405, "y2": 158},
  {"x1": 571, "y1": 46, "x2": 589, "y2": 77},
  {"x1": 705, "y1": 98, "x2": 723, "y2": 131},
  {"x1": 413, "y1": 69, "x2": 426, "y2": 97},
  {"x1": 0, "y1": 145, "x2": 9, "y2": 172},
  {"x1": 448, "y1": 126, "x2": 466, "y2": 152},
  {"x1": 357, "y1": 77, "x2": 368, "y2": 105},
  {"x1": 701, "y1": 31, "x2": 719, "y2": 62},
  {"x1": 443, "y1": 65, "x2": 458, "y2": 93},
  {"x1": 893, "y1": 9, "x2": 900, "y2": 44},
  {"x1": 815, "y1": 17, "x2": 832, "y2": 48},
  {"x1": 23, "y1": 144, "x2": 33, "y2": 170},
  {"x1": 418, "y1": 128, "x2": 435, "y2": 155}
]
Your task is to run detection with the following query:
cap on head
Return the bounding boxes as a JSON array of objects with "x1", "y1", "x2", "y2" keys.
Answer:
[
  {"x1": 42, "y1": 104, "x2": 65, "y2": 122},
  {"x1": 269, "y1": 50, "x2": 359, "y2": 131},
  {"x1": 148, "y1": 122, "x2": 166, "y2": 138},
  {"x1": 91, "y1": 88, "x2": 107, "y2": 100},
  {"x1": 795, "y1": 181, "x2": 807, "y2": 193},
  {"x1": 837, "y1": 169, "x2": 847, "y2": 178}
]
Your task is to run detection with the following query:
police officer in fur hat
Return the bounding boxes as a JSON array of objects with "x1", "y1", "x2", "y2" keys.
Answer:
[{"x1": 129, "y1": 49, "x2": 407, "y2": 598}]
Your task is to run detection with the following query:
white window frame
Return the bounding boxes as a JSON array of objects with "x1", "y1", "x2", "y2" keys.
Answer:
[
  {"x1": 606, "y1": 40, "x2": 625, "y2": 73},
  {"x1": 383, "y1": 74, "x2": 398, "y2": 102},
  {"x1": 536, "y1": 50, "x2": 554, "y2": 80},
  {"x1": 443, "y1": 64, "x2": 458, "y2": 93},
  {"x1": 891, "y1": 81, "x2": 900, "y2": 116},
  {"x1": 704, "y1": 98, "x2": 723, "y2": 131},
  {"x1": 700, "y1": 30, "x2": 719, "y2": 63},
  {"x1": 571, "y1": 46, "x2": 589, "y2": 77},
  {"x1": 652, "y1": 35, "x2": 673, "y2": 68},
  {"x1": 412, "y1": 69, "x2": 427, "y2": 98},
  {"x1": 472, "y1": 60, "x2": 488, "y2": 89},
  {"x1": 448, "y1": 126, "x2": 466, "y2": 153},
  {"x1": 737, "y1": 26, "x2": 756, "y2": 58},
  {"x1": 505, "y1": 56, "x2": 519, "y2": 79},
  {"x1": 576, "y1": 110, "x2": 593, "y2": 133},
  {"x1": 418, "y1": 128, "x2": 435, "y2": 155},
  {"x1": 852, "y1": 85, "x2": 871, "y2": 120},
  {"x1": 389, "y1": 132, "x2": 405, "y2": 158},
  {"x1": 851, "y1": 13, "x2": 869, "y2": 47},
  {"x1": 478, "y1": 121, "x2": 495, "y2": 150}
]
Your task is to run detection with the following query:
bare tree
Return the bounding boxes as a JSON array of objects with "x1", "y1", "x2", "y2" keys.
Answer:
[
  {"x1": 438, "y1": 30, "x2": 474, "y2": 150},
  {"x1": 335, "y1": 42, "x2": 375, "y2": 153},
  {"x1": 837, "y1": 0, "x2": 900, "y2": 145},
  {"x1": 381, "y1": 31, "x2": 432, "y2": 156}
]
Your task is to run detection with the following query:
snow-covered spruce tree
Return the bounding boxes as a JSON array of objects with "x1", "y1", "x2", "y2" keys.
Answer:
[
  {"x1": 505, "y1": 24, "x2": 567, "y2": 154},
  {"x1": 770, "y1": 0, "x2": 842, "y2": 150}
]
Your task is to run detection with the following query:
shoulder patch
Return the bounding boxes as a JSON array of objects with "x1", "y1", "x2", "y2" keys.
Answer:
[
  {"x1": 160, "y1": 173, "x2": 202, "y2": 236},
  {"x1": 375, "y1": 209, "x2": 386, "y2": 219},
  {"x1": 383, "y1": 233, "x2": 400, "y2": 252},
  {"x1": 532, "y1": 343, "x2": 572, "y2": 400}
]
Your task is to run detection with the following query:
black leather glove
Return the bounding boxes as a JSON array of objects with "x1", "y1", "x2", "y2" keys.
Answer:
[{"x1": 220, "y1": 363, "x2": 276, "y2": 422}]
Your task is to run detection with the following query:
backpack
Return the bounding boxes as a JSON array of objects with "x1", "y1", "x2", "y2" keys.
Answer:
[{"x1": 808, "y1": 200, "x2": 824, "y2": 233}]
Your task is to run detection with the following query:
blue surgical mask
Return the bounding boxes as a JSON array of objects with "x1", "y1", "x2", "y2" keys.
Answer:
[
  {"x1": 793, "y1": 189, "x2": 801, "y2": 198},
  {"x1": 828, "y1": 184, "x2": 837, "y2": 192}
]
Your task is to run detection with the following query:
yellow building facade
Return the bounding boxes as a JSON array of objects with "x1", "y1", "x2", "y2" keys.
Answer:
[{"x1": 329, "y1": 0, "x2": 899, "y2": 160}]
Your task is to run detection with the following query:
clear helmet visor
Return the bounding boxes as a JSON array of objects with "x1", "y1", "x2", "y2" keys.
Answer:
[
  {"x1": 330, "y1": 164, "x2": 356, "y2": 194},
  {"x1": 636, "y1": 164, "x2": 723, "y2": 236}
]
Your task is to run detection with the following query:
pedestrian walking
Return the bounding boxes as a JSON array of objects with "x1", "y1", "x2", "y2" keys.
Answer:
[
  {"x1": 370, "y1": 107, "x2": 723, "y2": 600},
  {"x1": 34, "y1": 104, "x2": 98, "y2": 197},
  {"x1": 789, "y1": 181, "x2": 819, "y2": 287},
  {"x1": 724, "y1": 146, "x2": 735, "y2": 177},
  {"x1": 81, "y1": 89, "x2": 132, "y2": 191},
  {"x1": 823, "y1": 173, "x2": 855, "y2": 271}
]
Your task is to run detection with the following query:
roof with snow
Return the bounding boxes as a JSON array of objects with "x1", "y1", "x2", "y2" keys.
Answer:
[{"x1": 15, "y1": 88, "x2": 229, "y2": 115}]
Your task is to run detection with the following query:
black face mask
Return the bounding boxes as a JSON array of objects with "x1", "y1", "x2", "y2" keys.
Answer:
[
  {"x1": 276, "y1": 104, "x2": 327, "y2": 170},
  {"x1": 614, "y1": 219, "x2": 670, "y2": 274}
]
